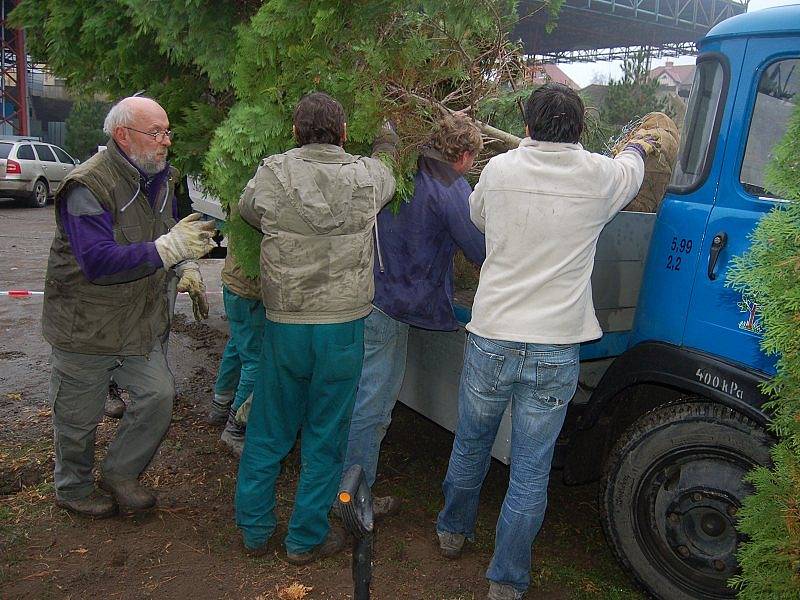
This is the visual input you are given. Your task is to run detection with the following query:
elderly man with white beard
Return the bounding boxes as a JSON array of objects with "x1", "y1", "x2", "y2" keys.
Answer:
[{"x1": 41, "y1": 96, "x2": 216, "y2": 517}]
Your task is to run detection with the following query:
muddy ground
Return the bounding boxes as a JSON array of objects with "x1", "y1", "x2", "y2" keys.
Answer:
[{"x1": 0, "y1": 201, "x2": 642, "y2": 599}]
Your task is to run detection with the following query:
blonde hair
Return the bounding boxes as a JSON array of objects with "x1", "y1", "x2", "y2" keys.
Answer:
[{"x1": 430, "y1": 114, "x2": 483, "y2": 163}]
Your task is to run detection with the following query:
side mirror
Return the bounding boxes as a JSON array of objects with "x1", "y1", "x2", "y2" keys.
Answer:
[{"x1": 73, "y1": 159, "x2": 80, "y2": 165}]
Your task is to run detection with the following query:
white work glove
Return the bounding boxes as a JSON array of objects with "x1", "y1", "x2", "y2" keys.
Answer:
[
  {"x1": 176, "y1": 266, "x2": 209, "y2": 321},
  {"x1": 154, "y1": 213, "x2": 216, "y2": 269}
]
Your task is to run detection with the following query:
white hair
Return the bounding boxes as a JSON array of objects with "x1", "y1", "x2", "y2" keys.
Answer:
[{"x1": 103, "y1": 96, "x2": 155, "y2": 137}]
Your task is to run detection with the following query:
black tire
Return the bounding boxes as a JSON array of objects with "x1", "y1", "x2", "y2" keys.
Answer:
[
  {"x1": 28, "y1": 179, "x2": 49, "y2": 208},
  {"x1": 600, "y1": 401, "x2": 772, "y2": 600}
]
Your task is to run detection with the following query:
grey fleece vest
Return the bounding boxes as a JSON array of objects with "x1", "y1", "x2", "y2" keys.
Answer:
[{"x1": 42, "y1": 140, "x2": 178, "y2": 355}]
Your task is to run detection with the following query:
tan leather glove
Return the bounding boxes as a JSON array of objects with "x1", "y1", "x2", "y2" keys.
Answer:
[
  {"x1": 177, "y1": 267, "x2": 209, "y2": 321},
  {"x1": 154, "y1": 213, "x2": 216, "y2": 269},
  {"x1": 626, "y1": 128, "x2": 662, "y2": 157}
]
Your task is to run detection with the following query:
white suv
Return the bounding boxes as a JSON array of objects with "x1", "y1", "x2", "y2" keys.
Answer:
[{"x1": 0, "y1": 138, "x2": 79, "y2": 208}]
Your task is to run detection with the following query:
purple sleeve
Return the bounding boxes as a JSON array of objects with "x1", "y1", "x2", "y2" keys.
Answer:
[
  {"x1": 440, "y1": 183, "x2": 486, "y2": 266},
  {"x1": 61, "y1": 186, "x2": 164, "y2": 285},
  {"x1": 622, "y1": 143, "x2": 648, "y2": 161}
]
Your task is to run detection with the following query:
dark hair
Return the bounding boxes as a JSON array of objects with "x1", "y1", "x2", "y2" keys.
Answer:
[
  {"x1": 293, "y1": 92, "x2": 346, "y2": 146},
  {"x1": 430, "y1": 114, "x2": 483, "y2": 163},
  {"x1": 524, "y1": 83, "x2": 584, "y2": 143}
]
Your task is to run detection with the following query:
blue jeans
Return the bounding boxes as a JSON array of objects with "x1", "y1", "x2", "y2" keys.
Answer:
[
  {"x1": 437, "y1": 333, "x2": 579, "y2": 594},
  {"x1": 342, "y1": 308, "x2": 410, "y2": 488},
  {"x1": 214, "y1": 287, "x2": 267, "y2": 412}
]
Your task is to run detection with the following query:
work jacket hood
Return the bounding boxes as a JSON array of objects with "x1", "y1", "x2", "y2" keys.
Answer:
[{"x1": 282, "y1": 144, "x2": 357, "y2": 234}]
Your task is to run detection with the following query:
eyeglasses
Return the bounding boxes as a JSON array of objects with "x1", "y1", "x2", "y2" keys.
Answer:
[{"x1": 123, "y1": 126, "x2": 173, "y2": 143}]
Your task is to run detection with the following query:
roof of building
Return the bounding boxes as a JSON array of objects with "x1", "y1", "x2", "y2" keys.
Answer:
[
  {"x1": 650, "y1": 62, "x2": 696, "y2": 86},
  {"x1": 526, "y1": 64, "x2": 580, "y2": 90},
  {"x1": 579, "y1": 84, "x2": 609, "y2": 109}
]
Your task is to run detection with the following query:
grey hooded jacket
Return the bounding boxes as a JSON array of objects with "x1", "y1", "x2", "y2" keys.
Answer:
[{"x1": 239, "y1": 143, "x2": 396, "y2": 324}]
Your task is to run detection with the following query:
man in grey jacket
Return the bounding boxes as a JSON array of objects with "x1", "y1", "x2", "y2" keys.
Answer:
[
  {"x1": 236, "y1": 92, "x2": 396, "y2": 564},
  {"x1": 43, "y1": 96, "x2": 215, "y2": 518}
]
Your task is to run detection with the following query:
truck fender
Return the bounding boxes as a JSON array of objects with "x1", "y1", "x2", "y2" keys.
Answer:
[{"x1": 563, "y1": 341, "x2": 771, "y2": 484}]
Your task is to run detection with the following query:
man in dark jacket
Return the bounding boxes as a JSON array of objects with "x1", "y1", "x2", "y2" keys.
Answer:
[
  {"x1": 42, "y1": 96, "x2": 215, "y2": 518},
  {"x1": 341, "y1": 114, "x2": 485, "y2": 515}
]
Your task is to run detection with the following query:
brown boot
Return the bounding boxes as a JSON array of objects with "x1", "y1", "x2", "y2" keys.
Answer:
[
  {"x1": 99, "y1": 478, "x2": 156, "y2": 513},
  {"x1": 56, "y1": 489, "x2": 117, "y2": 518},
  {"x1": 285, "y1": 526, "x2": 347, "y2": 565}
]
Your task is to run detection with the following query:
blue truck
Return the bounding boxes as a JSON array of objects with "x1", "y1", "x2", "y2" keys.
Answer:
[
  {"x1": 191, "y1": 6, "x2": 799, "y2": 597},
  {"x1": 396, "y1": 5, "x2": 799, "y2": 599}
]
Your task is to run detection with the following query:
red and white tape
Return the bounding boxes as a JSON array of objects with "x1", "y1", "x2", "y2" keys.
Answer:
[
  {"x1": 1, "y1": 290, "x2": 44, "y2": 297},
  {"x1": 1, "y1": 290, "x2": 223, "y2": 297}
]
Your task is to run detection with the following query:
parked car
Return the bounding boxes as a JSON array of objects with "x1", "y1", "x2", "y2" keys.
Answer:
[{"x1": 0, "y1": 138, "x2": 79, "y2": 208}]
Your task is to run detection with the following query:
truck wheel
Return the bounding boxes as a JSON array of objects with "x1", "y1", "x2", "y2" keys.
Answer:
[
  {"x1": 28, "y1": 179, "x2": 49, "y2": 208},
  {"x1": 600, "y1": 401, "x2": 772, "y2": 600}
]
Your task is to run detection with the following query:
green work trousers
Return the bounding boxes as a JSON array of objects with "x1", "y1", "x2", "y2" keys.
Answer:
[
  {"x1": 235, "y1": 317, "x2": 365, "y2": 553},
  {"x1": 214, "y1": 286, "x2": 267, "y2": 412}
]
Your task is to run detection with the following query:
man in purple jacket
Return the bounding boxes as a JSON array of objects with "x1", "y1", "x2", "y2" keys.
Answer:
[{"x1": 341, "y1": 114, "x2": 485, "y2": 516}]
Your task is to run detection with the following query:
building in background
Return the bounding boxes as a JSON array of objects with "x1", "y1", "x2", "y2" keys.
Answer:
[
  {"x1": 649, "y1": 60, "x2": 696, "y2": 98},
  {"x1": 1, "y1": 65, "x2": 72, "y2": 146},
  {"x1": 525, "y1": 63, "x2": 580, "y2": 89}
]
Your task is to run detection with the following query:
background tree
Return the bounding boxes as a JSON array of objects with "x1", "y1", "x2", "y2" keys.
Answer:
[
  {"x1": 63, "y1": 100, "x2": 110, "y2": 160},
  {"x1": 727, "y1": 102, "x2": 800, "y2": 599},
  {"x1": 602, "y1": 49, "x2": 671, "y2": 130}
]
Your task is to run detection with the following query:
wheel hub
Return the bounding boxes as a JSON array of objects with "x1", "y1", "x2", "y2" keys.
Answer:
[
  {"x1": 664, "y1": 486, "x2": 741, "y2": 579},
  {"x1": 633, "y1": 445, "x2": 757, "y2": 598}
]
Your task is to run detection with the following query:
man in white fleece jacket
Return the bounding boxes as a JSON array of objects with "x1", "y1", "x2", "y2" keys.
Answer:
[{"x1": 436, "y1": 83, "x2": 658, "y2": 600}]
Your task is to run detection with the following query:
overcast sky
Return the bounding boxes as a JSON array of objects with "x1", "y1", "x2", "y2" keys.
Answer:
[{"x1": 559, "y1": 0, "x2": 798, "y2": 88}]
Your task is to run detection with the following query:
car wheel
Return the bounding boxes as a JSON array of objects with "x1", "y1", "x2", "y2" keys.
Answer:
[
  {"x1": 28, "y1": 179, "x2": 49, "y2": 208},
  {"x1": 600, "y1": 401, "x2": 772, "y2": 600}
]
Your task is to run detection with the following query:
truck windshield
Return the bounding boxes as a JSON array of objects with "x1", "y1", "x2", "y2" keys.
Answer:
[
  {"x1": 741, "y1": 58, "x2": 799, "y2": 199},
  {"x1": 671, "y1": 57, "x2": 727, "y2": 191}
]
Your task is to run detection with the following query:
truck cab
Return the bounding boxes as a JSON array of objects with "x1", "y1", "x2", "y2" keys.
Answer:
[
  {"x1": 399, "y1": 5, "x2": 799, "y2": 599},
  {"x1": 564, "y1": 6, "x2": 798, "y2": 598}
]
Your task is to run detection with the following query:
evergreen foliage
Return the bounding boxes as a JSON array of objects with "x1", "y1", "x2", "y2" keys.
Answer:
[
  {"x1": 727, "y1": 101, "x2": 800, "y2": 598},
  {"x1": 64, "y1": 100, "x2": 110, "y2": 160},
  {"x1": 12, "y1": 0, "x2": 562, "y2": 278},
  {"x1": 602, "y1": 50, "x2": 671, "y2": 129}
]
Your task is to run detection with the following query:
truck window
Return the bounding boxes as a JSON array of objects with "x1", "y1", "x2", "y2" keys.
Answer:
[
  {"x1": 670, "y1": 57, "x2": 727, "y2": 191},
  {"x1": 740, "y1": 58, "x2": 799, "y2": 199}
]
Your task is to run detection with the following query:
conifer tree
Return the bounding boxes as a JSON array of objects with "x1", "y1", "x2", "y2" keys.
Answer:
[
  {"x1": 602, "y1": 50, "x2": 671, "y2": 129},
  {"x1": 727, "y1": 101, "x2": 800, "y2": 599},
  {"x1": 13, "y1": 0, "x2": 560, "y2": 275},
  {"x1": 64, "y1": 100, "x2": 110, "y2": 160}
]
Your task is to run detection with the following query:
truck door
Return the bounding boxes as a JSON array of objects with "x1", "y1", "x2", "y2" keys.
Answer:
[{"x1": 682, "y1": 42, "x2": 799, "y2": 375}]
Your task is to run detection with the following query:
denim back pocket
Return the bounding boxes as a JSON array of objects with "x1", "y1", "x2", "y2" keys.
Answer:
[
  {"x1": 535, "y1": 352, "x2": 579, "y2": 409},
  {"x1": 464, "y1": 335, "x2": 505, "y2": 394}
]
